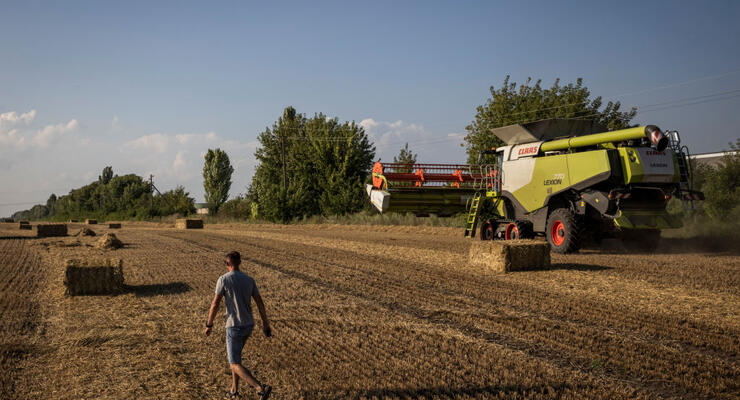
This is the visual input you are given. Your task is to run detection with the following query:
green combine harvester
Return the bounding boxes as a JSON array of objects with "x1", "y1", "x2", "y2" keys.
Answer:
[{"x1": 366, "y1": 119, "x2": 704, "y2": 253}]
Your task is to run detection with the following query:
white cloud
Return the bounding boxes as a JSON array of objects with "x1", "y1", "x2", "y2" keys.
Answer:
[
  {"x1": 360, "y1": 118, "x2": 466, "y2": 163},
  {"x1": 0, "y1": 109, "x2": 78, "y2": 150},
  {"x1": 0, "y1": 110, "x2": 260, "y2": 217},
  {"x1": 124, "y1": 133, "x2": 171, "y2": 153},
  {"x1": 32, "y1": 119, "x2": 78, "y2": 147},
  {"x1": 0, "y1": 109, "x2": 36, "y2": 126}
]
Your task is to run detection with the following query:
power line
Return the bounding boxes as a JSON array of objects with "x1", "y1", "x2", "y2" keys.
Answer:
[
  {"x1": 256, "y1": 69, "x2": 740, "y2": 147},
  {"x1": 458, "y1": 67, "x2": 740, "y2": 120},
  {"x1": 382, "y1": 88, "x2": 740, "y2": 148}
]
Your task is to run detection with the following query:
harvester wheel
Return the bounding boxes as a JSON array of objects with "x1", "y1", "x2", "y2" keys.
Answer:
[
  {"x1": 480, "y1": 221, "x2": 494, "y2": 241},
  {"x1": 546, "y1": 208, "x2": 581, "y2": 253},
  {"x1": 504, "y1": 223, "x2": 519, "y2": 240},
  {"x1": 515, "y1": 221, "x2": 534, "y2": 239},
  {"x1": 504, "y1": 221, "x2": 533, "y2": 240}
]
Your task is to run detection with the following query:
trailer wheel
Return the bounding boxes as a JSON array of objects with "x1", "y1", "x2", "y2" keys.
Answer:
[{"x1": 546, "y1": 208, "x2": 581, "y2": 253}]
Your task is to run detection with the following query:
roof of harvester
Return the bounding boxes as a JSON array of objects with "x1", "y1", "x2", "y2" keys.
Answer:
[{"x1": 492, "y1": 119, "x2": 607, "y2": 145}]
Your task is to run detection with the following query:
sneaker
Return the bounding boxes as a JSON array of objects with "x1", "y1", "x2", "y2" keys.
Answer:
[{"x1": 258, "y1": 385, "x2": 272, "y2": 400}]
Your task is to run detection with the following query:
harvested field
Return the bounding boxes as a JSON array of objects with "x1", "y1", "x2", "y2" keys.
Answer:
[
  {"x1": 0, "y1": 222, "x2": 738, "y2": 399},
  {"x1": 176, "y1": 218, "x2": 203, "y2": 229}
]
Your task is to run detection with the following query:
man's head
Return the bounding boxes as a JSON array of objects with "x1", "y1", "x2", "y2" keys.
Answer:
[{"x1": 225, "y1": 251, "x2": 241, "y2": 270}]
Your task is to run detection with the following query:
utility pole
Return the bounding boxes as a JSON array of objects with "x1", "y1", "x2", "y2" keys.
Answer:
[{"x1": 149, "y1": 174, "x2": 154, "y2": 209}]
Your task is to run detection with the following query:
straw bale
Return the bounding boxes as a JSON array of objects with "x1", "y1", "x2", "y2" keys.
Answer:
[
  {"x1": 469, "y1": 240, "x2": 550, "y2": 272},
  {"x1": 75, "y1": 227, "x2": 96, "y2": 237},
  {"x1": 96, "y1": 233, "x2": 123, "y2": 249},
  {"x1": 19, "y1": 221, "x2": 31, "y2": 230},
  {"x1": 175, "y1": 218, "x2": 203, "y2": 229},
  {"x1": 85, "y1": 219, "x2": 97, "y2": 225},
  {"x1": 63, "y1": 258, "x2": 124, "y2": 295},
  {"x1": 108, "y1": 223, "x2": 122, "y2": 229},
  {"x1": 35, "y1": 224, "x2": 68, "y2": 237}
]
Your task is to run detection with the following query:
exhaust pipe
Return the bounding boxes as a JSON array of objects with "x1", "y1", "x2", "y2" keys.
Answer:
[{"x1": 645, "y1": 125, "x2": 668, "y2": 152}]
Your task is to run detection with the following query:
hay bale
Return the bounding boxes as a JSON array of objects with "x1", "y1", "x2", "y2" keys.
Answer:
[
  {"x1": 63, "y1": 259, "x2": 124, "y2": 296},
  {"x1": 75, "y1": 227, "x2": 96, "y2": 237},
  {"x1": 175, "y1": 218, "x2": 203, "y2": 229},
  {"x1": 96, "y1": 233, "x2": 123, "y2": 249},
  {"x1": 69, "y1": 219, "x2": 78, "y2": 223},
  {"x1": 85, "y1": 219, "x2": 97, "y2": 225},
  {"x1": 108, "y1": 223, "x2": 122, "y2": 229},
  {"x1": 469, "y1": 240, "x2": 550, "y2": 272},
  {"x1": 19, "y1": 221, "x2": 31, "y2": 230},
  {"x1": 35, "y1": 224, "x2": 68, "y2": 237}
]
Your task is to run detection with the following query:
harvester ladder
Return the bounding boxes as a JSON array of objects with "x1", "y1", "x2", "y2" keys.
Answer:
[
  {"x1": 668, "y1": 130, "x2": 695, "y2": 209},
  {"x1": 464, "y1": 192, "x2": 482, "y2": 238}
]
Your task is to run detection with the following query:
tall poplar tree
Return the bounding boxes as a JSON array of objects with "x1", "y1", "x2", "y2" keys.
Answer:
[{"x1": 203, "y1": 148, "x2": 234, "y2": 214}]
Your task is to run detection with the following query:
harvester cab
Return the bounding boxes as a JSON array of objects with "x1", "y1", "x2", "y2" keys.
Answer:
[{"x1": 366, "y1": 119, "x2": 704, "y2": 253}]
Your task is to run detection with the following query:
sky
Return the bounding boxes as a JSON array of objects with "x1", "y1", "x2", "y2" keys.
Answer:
[{"x1": 2, "y1": 0, "x2": 739, "y2": 217}]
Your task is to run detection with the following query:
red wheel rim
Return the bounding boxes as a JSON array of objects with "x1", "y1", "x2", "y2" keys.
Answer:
[
  {"x1": 505, "y1": 223, "x2": 518, "y2": 240},
  {"x1": 551, "y1": 220, "x2": 565, "y2": 246}
]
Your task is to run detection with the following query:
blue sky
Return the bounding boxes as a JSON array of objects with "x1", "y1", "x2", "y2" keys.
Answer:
[{"x1": 2, "y1": 1, "x2": 739, "y2": 216}]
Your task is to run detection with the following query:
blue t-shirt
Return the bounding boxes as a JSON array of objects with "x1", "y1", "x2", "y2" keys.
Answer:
[{"x1": 215, "y1": 270, "x2": 259, "y2": 328}]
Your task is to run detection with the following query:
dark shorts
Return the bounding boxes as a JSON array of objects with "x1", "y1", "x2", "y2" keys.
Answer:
[{"x1": 226, "y1": 325, "x2": 254, "y2": 364}]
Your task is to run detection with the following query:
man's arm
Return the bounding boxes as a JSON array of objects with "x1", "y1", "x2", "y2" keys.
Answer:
[
  {"x1": 253, "y1": 293, "x2": 271, "y2": 337},
  {"x1": 204, "y1": 294, "x2": 222, "y2": 336}
]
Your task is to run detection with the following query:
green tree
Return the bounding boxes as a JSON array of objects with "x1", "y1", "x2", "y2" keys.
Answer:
[
  {"x1": 203, "y1": 148, "x2": 234, "y2": 214},
  {"x1": 393, "y1": 143, "x2": 417, "y2": 164},
  {"x1": 393, "y1": 142, "x2": 417, "y2": 174},
  {"x1": 155, "y1": 186, "x2": 196, "y2": 216},
  {"x1": 464, "y1": 76, "x2": 636, "y2": 163},
  {"x1": 701, "y1": 139, "x2": 740, "y2": 220},
  {"x1": 99, "y1": 166, "x2": 114, "y2": 184},
  {"x1": 251, "y1": 107, "x2": 375, "y2": 222},
  {"x1": 46, "y1": 193, "x2": 57, "y2": 215}
]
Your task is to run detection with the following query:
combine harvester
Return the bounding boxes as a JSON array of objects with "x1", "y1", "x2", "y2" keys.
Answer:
[{"x1": 367, "y1": 119, "x2": 704, "y2": 253}]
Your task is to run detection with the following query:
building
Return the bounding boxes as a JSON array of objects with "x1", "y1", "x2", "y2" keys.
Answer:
[
  {"x1": 195, "y1": 203, "x2": 210, "y2": 215},
  {"x1": 690, "y1": 151, "x2": 738, "y2": 167}
]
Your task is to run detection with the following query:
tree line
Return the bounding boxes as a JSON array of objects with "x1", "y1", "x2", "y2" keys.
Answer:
[{"x1": 12, "y1": 168, "x2": 196, "y2": 221}]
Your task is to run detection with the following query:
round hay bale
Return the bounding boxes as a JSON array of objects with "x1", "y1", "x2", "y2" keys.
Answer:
[
  {"x1": 96, "y1": 233, "x2": 123, "y2": 249},
  {"x1": 76, "y1": 227, "x2": 96, "y2": 237}
]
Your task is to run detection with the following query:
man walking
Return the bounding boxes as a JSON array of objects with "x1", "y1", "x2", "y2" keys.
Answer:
[{"x1": 205, "y1": 251, "x2": 272, "y2": 399}]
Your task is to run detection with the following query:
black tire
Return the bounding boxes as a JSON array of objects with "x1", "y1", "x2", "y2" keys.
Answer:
[
  {"x1": 546, "y1": 208, "x2": 582, "y2": 254},
  {"x1": 515, "y1": 220, "x2": 534, "y2": 239},
  {"x1": 621, "y1": 229, "x2": 661, "y2": 252},
  {"x1": 480, "y1": 221, "x2": 494, "y2": 241}
]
